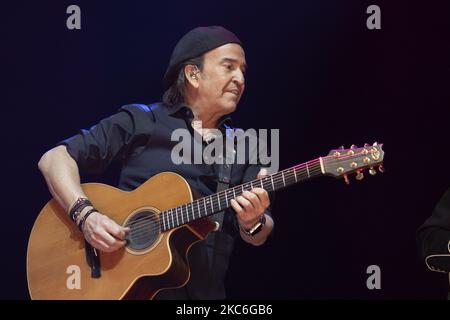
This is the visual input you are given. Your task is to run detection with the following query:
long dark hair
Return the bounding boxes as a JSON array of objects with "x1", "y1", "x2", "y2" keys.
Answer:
[{"x1": 162, "y1": 55, "x2": 204, "y2": 107}]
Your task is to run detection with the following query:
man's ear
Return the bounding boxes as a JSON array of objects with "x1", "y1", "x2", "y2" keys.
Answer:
[{"x1": 184, "y1": 65, "x2": 200, "y2": 88}]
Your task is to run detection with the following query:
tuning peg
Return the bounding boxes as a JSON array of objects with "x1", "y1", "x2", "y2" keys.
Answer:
[
  {"x1": 369, "y1": 167, "x2": 377, "y2": 175},
  {"x1": 378, "y1": 164, "x2": 385, "y2": 173},
  {"x1": 350, "y1": 144, "x2": 357, "y2": 149},
  {"x1": 343, "y1": 174, "x2": 350, "y2": 185},
  {"x1": 373, "y1": 142, "x2": 378, "y2": 146},
  {"x1": 355, "y1": 170, "x2": 364, "y2": 181},
  {"x1": 364, "y1": 143, "x2": 370, "y2": 148}
]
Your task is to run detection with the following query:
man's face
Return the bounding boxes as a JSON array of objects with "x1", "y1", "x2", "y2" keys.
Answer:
[{"x1": 196, "y1": 43, "x2": 246, "y2": 115}]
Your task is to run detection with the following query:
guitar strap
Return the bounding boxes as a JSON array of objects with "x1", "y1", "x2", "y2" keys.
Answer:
[
  {"x1": 202, "y1": 131, "x2": 236, "y2": 284},
  {"x1": 85, "y1": 241, "x2": 101, "y2": 278},
  {"x1": 211, "y1": 132, "x2": 235, "y2": 230}
]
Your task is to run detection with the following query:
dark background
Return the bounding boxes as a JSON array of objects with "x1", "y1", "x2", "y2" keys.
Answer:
[{"x1": 3, "y1": 0, "x2": 450, "y2": 299}]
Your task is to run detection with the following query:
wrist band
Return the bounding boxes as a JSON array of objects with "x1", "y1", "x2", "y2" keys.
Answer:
[
  {"x1": 78, "y1": 208, "x2": 97, "y2": 232},
  {"x1": 69, "y1": 198, "x2": 92, "y2": 222},
  {"x1": 239, "y1": 214, "x2": 266, "y2": 237}
]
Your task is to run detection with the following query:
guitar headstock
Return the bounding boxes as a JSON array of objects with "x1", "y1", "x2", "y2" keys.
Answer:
[{"x1": 322, "y1": 142, "x2": 385, "y2": 184}]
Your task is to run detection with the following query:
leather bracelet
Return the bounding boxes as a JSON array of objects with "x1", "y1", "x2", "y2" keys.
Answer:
[
  {"x1": 78, "y1": 208, "x2": 97, "y2": 232},
  {"x1": 69, "y1": 198, "x2": 92, "y2": 222}
]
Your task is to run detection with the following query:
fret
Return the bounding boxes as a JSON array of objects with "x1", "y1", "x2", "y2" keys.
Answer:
[
  {"x1": 293, "y1": 168, "x2": 297, "y2": 182},
  {"x1": 270, "y1": 175, "x2": 275, "y2": 191},
  {"x1": 190, "y1": 203, "x2": 195, "y2": 220},
  {"x1": 167, "y1": 211, "x2": 171, "y2": 229},
  {"x1": 225, "y1": 191, "x2": 228, "y2": 206},
  {"x1": 179, "y1": 207, "x2": 183, "y2": 224},
  {"x1": 260, "y1": 179, "x2": 263, "y2": 189},
  {"x1": 179, "y1": 206, "x2": 182, "y2": 222},
  {"x1": 170, "y1": 208, "x2": 175, "y2": 227},
  {"x1": 306, "y1": 163, "x2": 310, "y2": 178},
  {"x1": 167, "y1": 211, "x2": 171, "y2": 230},
  {"x1": 217, "y1": 194, "x2": 221, "y2": 211},
  {"x1": 175, "y1": 207, "x2": 179, "y2": 226},
  {"x1": 209, "y1": 197, "x2": 213, "y2": 212},
  {"x1": 197, "y1": 201, "x2": 201, "y2": 218},
  {"x1": 233, "y1": 188, "x2": 236, "y2": 199},
  {"x1": 162, "y1": 212, "x2": 166, "y2": 230},
  {"x1": 282, "y1": 171, "x2": 286, "y2": 187},
  {"x1": 203, "y1": 198, "x2": 207, "y2": 216}
]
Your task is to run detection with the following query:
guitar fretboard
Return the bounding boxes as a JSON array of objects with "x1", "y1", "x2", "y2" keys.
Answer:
[{"x1": 160, "y1": 158, "x2": 324, "y2": 231}]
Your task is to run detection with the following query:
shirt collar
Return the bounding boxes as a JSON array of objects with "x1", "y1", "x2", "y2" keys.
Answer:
[{"x1": 167, "y1": 103, "x2": 234, "y2": 133}]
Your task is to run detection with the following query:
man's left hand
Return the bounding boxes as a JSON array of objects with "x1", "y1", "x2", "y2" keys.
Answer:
[{"x1": 230, "y1": 168, "x2": 270, "y2": 230}]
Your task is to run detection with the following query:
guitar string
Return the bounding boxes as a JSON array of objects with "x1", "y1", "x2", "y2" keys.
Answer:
[
  {"x1": 126, "y1": 159, "x2": 321, "y2": 232},
  {"x1": 126, "y1": 152, "x2": 382, "y2": 239},
  {"x1": 126, "y1": 149, "x2": 380, "y2": 233},
  {"x1": 126, "y1": 151, "x2": 382, "y2": 239},
  {"x1": 127, "y1": 165, "x2": 326, "y2": 239},
  {"x1": 124, "y1": 159, "x2": 321, "y2": 230},
  {"x1": 127, "y1": 166, "x2": 323, "y2": 238},
  {"x1": 127, "y1": 145, "x2": 382, "y2": 232},
  {"x1": 126, "y1": 160, "x2": 321, "y2": 231}
]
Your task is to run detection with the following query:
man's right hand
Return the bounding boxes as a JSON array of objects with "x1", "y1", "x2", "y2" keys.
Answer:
[{"x1": 82, "y1": 211, "x2": 130, "y2": 252}]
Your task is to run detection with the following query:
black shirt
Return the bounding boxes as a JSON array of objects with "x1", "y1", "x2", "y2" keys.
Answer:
[
  {"x1": 60, "y1": 102, "x2": 270, "y2": 299},
  {"x1": 417, "y1": 188, "x2": 450, "y2": 273}
]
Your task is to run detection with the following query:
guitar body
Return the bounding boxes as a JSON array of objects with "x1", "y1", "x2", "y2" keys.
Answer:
[{"x1": 27, "y1": 172, "x2": 216, "y2": 300}]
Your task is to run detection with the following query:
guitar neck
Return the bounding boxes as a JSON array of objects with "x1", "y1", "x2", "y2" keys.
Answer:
[{"x1": 160, "y1": 158, "x2": 324, "y2": 232}]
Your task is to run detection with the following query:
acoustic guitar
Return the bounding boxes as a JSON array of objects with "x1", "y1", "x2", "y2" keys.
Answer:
[{"x1": 27, "y1": 143, "x2": 385, "y2": 299}]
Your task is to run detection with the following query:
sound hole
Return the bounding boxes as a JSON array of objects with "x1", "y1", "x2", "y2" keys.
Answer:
[{"x1": 125, "y1": 210, "x2": 160, "y2": 251}]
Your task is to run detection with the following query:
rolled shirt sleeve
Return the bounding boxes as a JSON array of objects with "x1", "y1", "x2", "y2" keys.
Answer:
[{"x1": 57, "y1": 104, "x2": 155, "y2": 175}]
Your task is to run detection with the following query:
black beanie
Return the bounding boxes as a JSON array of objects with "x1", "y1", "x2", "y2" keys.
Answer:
[{"x1": 163, "y1": 26, "x2": 243, "y2": 91}]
